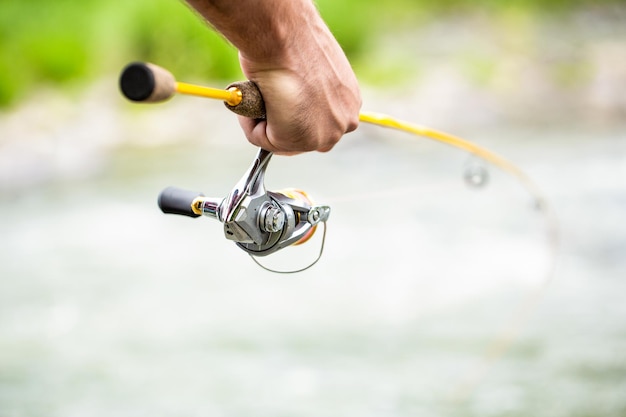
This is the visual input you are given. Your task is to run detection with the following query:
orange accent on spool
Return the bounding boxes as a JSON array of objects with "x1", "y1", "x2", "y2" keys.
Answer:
[
  {"x1": 295, "y1": 224, "x2": 317, "y2": 245},
  {"x1": 277, "y1": 188, "x2": 318, "y2": 246}
]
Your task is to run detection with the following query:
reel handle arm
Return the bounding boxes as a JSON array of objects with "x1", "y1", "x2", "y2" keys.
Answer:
[{"x1": 119, "y1": 62, "x2": 266, "y2": 119}]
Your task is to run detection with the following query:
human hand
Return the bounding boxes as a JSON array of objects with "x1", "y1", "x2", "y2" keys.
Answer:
[
  {"x1": 235, "y1": 18, "x2": 361, "y2": 154},
  {"x1": 184, "y1": 0, "x2": 361, "y2": 154}
]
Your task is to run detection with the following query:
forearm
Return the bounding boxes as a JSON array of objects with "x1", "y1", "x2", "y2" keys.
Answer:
[{"x1": 185, "y1": 0, "x2": 321, "y2": 64}]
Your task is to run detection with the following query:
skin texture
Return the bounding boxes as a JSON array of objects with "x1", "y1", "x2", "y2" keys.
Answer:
[{"x1": 185, "y1": 0, "x2": 362, "y2": 154}]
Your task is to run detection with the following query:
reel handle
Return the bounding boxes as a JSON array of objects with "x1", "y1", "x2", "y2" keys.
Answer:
[
  {"x1": 119, "y1": 62, "x2": 266, "y2": 119},
  {"x1": 158, "y1": 186, "x2": 204, "y2": 218}
]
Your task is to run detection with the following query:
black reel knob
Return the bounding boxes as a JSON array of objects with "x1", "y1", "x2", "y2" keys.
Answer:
[{"x1": 158, "y1": 186, "x2": 203, "y2": 218}]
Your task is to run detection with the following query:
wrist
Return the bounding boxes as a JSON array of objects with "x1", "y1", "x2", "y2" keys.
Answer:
[{"x1": 238, "y1": 0, "x2": 322, "y2": 65}]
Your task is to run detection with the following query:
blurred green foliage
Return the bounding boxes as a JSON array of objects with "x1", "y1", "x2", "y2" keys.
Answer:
[
  {"x1": 0, "y1": 0, "x2": 238, "y2": 106},
  {"x1": 0, "y1": 0, "x2": 621, "y2": 107}
]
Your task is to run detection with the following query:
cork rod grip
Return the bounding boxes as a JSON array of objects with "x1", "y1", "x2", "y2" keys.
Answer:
[{"x1": 225, "y1": 81, "x2": 266, "y2": 119}]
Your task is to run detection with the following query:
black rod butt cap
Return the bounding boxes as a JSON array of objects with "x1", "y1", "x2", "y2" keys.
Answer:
[{"x1": 119, "y1": 62, "x2": 155, "y2": 102}]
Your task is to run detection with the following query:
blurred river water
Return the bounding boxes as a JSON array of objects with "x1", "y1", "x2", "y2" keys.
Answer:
[{"x1": 0, "y1": 76, "x2": 625, "y2": 417}]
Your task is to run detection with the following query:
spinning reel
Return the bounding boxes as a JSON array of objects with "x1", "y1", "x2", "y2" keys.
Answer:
[
  {"x1": 157, "y1": 148, "x2": 330, "y2": 263},
  {"x1": 120, "y1": 62, "x2": 330, "y2": 271}
]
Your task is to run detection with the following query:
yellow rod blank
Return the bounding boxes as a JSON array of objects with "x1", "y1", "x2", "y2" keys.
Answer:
[
  {"x1": 358, "y1": 110, "x2": 541, "y2": 198},
  {"x1": 175, "y1": 81, "x2": 242, "y2": 106}
]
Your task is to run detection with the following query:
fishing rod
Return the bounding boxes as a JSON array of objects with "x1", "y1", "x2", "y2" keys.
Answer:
[
  {"x1": 119, "y1": 62, "x2": 557, "y2": 272},
  {"x1": 119, "y1": 61, "x2": 560, "y2": 397}
]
